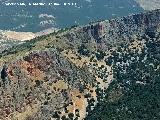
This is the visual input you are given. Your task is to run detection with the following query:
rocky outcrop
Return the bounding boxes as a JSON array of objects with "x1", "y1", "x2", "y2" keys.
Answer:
[
  {"x1": 61, "y1": 9, "x2": 160, "y2": 50},
  {"x1": 0, "y1": 49, "x2": 96, "y2": 120}
]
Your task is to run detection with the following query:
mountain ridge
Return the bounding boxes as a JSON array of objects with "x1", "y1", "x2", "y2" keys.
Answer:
[{"x1": 0, "y1": 9, "x2": 160, "y2": 120}]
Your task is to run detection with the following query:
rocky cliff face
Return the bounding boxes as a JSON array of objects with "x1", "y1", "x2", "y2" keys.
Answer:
[
  {"x1": 0, "y1": 9, "x2": 160, "y2": 120},
  {"x1": 61, "y1": 9, "x2": 160, "y2": 50}
]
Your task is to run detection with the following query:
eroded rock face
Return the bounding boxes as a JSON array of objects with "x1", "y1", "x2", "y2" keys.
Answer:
[
  {"x1": 0, "y1": 50, "x2": 97, "y2": 120},
  {"x1": 61, "y1": 9, "x2": 160, "y2": 51}
]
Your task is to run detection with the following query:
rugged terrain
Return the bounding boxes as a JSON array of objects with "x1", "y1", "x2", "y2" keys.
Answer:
[{"x1": 0, "y1": 9, "x2": 160, "y2": 120}]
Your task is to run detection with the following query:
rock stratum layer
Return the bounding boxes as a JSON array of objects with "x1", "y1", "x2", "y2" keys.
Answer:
[{"x1": 0, "y1": 9, "x2": 160, "y2": 120}]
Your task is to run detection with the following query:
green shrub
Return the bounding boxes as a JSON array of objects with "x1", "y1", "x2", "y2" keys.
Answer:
[{"x1": 78, "y1": 44, "x2": 90, "y2": 56}]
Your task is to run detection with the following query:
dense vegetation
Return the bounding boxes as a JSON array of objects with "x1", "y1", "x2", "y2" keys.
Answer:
[
  {"x1": 86, "y1": 34, "x2": 160, "y2": 120},
  {"x1": 78, "y1": 44, "x2": 90, "y2": 56}
]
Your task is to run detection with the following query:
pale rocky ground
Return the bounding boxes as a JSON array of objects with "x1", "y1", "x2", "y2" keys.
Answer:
[
  {"x1": 0, "y1": 27, "x2": 58, "y2": 41},
  {"x1": 3, "y1": 31, "x2": 36, "y2": 41},
  {"x1": 35, "y1": 27, "x2": 59, "y2": 37},
  {"x1": 135, "y1": 0, "x2": 160, "y2": 10}
]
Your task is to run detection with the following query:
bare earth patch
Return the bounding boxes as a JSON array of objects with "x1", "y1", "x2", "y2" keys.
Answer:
[
  {"x1": 135, "y1": 0, "x2": 160, "y2": 10},
  {"x1": 3, "y1": 31, "x2": 36, "y2": 41}
]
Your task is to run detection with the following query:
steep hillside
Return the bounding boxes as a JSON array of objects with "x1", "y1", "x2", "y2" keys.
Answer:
[
  {"x1": 0, "y1": 28, "x2": 58, "y2": 54},
  {"x1": 0, "y1": 30, "x2": 36, "y2": 54},
  {"x1": 0, "y1": 9, "x2": 160, "y2": 120},
  {"x1": 0, "y1": 50, "x2": 96, "y2": 120}
]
